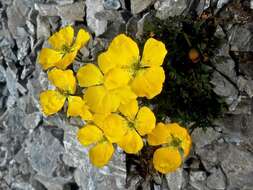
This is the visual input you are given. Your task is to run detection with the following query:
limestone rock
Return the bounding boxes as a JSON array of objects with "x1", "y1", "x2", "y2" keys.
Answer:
[{"x1": 86, "y1": 0, "x2": 107, "y2": 36}]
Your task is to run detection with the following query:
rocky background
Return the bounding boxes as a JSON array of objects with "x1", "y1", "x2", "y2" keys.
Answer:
[{"x1": 0, "y1": 0, "x2": 253, "y2": 189}]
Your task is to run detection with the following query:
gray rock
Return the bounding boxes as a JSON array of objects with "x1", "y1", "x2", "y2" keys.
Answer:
[
  {"x1": 0, "y1": 65, "x2": 6, "y2": 83},
  {"x1": 237, "y1": 76, "x2": 253, "y2": 98},
  {"x1": 196, "y1": 0, "x2": 210, "y2": 16},
  {"x1": 136, "y1": 13, "x2": 151, "y2": 39},
  {"x1": 131, "y1": 0, "x2": 153, "y2": 14},
  {"x1": 211, "y1": 70, "x2": 238, "y2": 105},
  {"x1": 154, "y1": 0, "x2": 187, "y2": 20},
  {"x1": 24, "y1": 112, "x2": 42, "y2": 130},
  {"x1": 206, "y1": 167, "x2": 226, "y2": 190},
  {"x1": 34, "y1": 174, "x2": 72, "y2": 190},
  {"x1": 15, "y1": 27, "x2": 31, "y2": 61},
  {"x1": 53, "y1": 0, "x2": 74, "y2": 5},
  {"x1": 6, "y1": 0, "x2": 27, "y2": 38},
  {"x1": 0, "y1": 146, "x2": 8, "y2": 167},
  {"x1": 95, "y1": 10, "x2": 124, "y2": 23},
  {"x1": 189, "y1": 171, "x2": 207, "y2": 190},
  {"x1": 86, "y1": 0, "x2": 107, "y2": 36},
  {"x1": 11, "y1": 181, "x2": 36, "y2": 190},
  {"x1": 5, "y1": 67, "x2": 18, "y2": 97},
  {"x1": 230, "y1": 96, "x2": 252, "y2": 115},
  {"x1": 220, "y1": 144, "x2": 253, "y2": 189},
  {"x1": 195, "y1": 142, "x2": 227, "y2": 171},
  {"x1": 103, "y1": 0, "x2": 121, "y2": 10},
  {"x1": 1, "y1": 46, "x2": 17, "y2": 63},
  {"x1": 222, "y1": 114, "x2": 253, "y2": 149},
  {"x1": 210, "y1": 56, "x2": 239, "y2": 107},
  {"x1": 35, "y1": 2, "x2": 85, "y2": 21},
  {"x1": 229, "y1": 24, "x2": 253, "y2": 52},
  {"x1": 192, "y1": 127, "x2": 221, "y2": 149},
  {"x1": 25, "y1": 126, "x2": 65, "y2": 177},
  {"x1": 57, "y1": 119, "x2": 128, "y2": 190},
  {"x1": 166, "y1": 168, "x2": 185, "y2": 190}
]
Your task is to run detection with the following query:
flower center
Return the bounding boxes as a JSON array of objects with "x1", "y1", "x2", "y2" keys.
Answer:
[
  {"x1": 168, "y1": 135, "x2": 182, "y2": 148},
  {"x1": 128, "y1": 121, "x2": 135, "y2": 129},
  {"x1": 122, "y1": 61, "x2": 145, "y2": 78},
  {"x1": 61, "y1": 44, "x2": 73, "y2": 54}
]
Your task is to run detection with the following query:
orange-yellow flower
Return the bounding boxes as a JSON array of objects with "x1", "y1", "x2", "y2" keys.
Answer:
[
  {"x1": 147, "y1": 123, "x2": 192, "y2": 173},
  {"x1": 39, "y1": 68, "x2": 92, "y2": 120},
  {"x1": 117, "y1": 100, "x2": 156, "y2": 154},
  {"x1": 76, "y1": 63, "x2": 136, "y2": 114},
  {"x1": 77, "y1": 125, "x2": 114, "y2": 167},
  {"x1": 98, "y1": 34, "x2": 167, "y2": 99},
  {"x1": 39, "y1": 26, "x2": 90, "y2": 70}
]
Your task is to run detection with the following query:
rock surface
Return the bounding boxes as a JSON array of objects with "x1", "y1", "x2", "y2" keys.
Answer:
[{"x1": 0, "y1": 0, "x2": 253, "y2": 190}]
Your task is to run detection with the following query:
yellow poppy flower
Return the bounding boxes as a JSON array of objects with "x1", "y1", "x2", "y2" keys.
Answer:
[
  {"x1": 166, "y1": 123, "x2": 192, "y2": 157},
  {"x1": 77, "y1": 124, "x2": 104, "y2": 146},
  {"x1": 147, "y1": 122, "x2": 192, "y2": 158},
  {"x1": 77, "y1": 125, "x2": 114, "y2": 167},
  {"x1": 83, "y1": 86, "x2": 121, "y2": 114},
  {"x1": 93, "y1": 113, "x2": 128, "y2": 143},
  {"x1": 97, "y1": 34, "x2": 167, "y2": 99},
  {"x1": 48, "y1": 68, "x2": 76, "y2": 94},
  {"x1": 89, "y1": 141, "x2": 114, "y2": 168},
  {"x1": 77, "y1": 61, "x2": 137, "y2": 114},
  {"x1": 67, "y1": 96, "x2": 93, "y2": 120},
  {"x1": 39, "y1": 26, "x2": 90, "y2": 70},
  {"x1": 39, "y1": 90, "x2": 66, "y2": 116},
  {"x1": 117, "y1": 100, "x2": 156, "y2": 154},
  {"x1": 39, "y1": 69, "x2": 92, "y2": 119},
  {"x1": 153, "y1": 147, "x2": 182, "y2": 174},
  {"x1": 117, "y1": 128, "x2": 143, "y2": 154}
]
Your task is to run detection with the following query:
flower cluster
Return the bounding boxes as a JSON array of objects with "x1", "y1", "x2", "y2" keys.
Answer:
[{"x1": 38, "y1": 26, "x2": 192, "y2": 174}]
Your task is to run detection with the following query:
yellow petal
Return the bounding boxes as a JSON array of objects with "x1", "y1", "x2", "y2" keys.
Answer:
[
  {"x1": 100, "y1": 114, "x2": 128, "y2": 143},
  {"x1": 119, "y1": 99, "x2": 138, "y2": 121},
  {"x1": 67, "y1": 96, "x2": 92, "y2": 120},
  {"x1": 48, "y1": 26, "x2": 74, "y2": 50},
  {"x1": 131, "y1": 67, "x2": 165, "y2": 99},
  {"x1": 92, "y1": 113, "x2": 109, "y2": 128},
  {"x1": 97, "y1": 52, "x2": 117, "y2": 74},
  {"x1": 89, "y1": 141, "x2": 114, "y2": 168},
  {"x1": 77, "y1": 64, "x2": 103, "y2": 87},
  {"x1": 73, "y1": 28, "x2": 90, "y2": 50},
  {"x1": 153, "y1": 147, "x2": 182, "y2": 174},
  {"x1": 38, "y1": 48, "x2": 62, "y2": 70},
  {"x1": 141, "y1": 38, "x2": 167, "y2": 67},
  {"x1": 117, "y1": 129, "x2": 143, "y2": 154},
  {"x1": 147, "y1": 123, "x2": 171, "y2": 146},
  {"x1": 48, "y1": 68, "x2": 76, "y2": 94},
  {"x1": 39, "y1": 90, "x2": 66, "y2": 116},
  {"x1": 104, "y1": 68, "x2": 131, "y2": 90},
  {"x1": 98, "y1": 34, "x2": 139, "y2": 74},
  {"x1": 135, "y1": 106, "x2": 156, "y2": 136},
  {"x1": 77, "y1": 124, "x2": 103, "y2": 146},
  {"x1": 113, "y1": 86, "x2": 137, "y2": 105},
  {"x1": 166, "y1": 123, "x2": 192, "y2": 157},
  {"x1": 55, "y1": 50, "x2": 78, "y2": 70},
  {"x1": 84, "y1": 86, "x2": 121, "y2": 114}
]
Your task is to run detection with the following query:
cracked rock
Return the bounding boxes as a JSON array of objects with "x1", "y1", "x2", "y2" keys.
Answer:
[
  {"x1": 25, "y1": 126, "x2": 65, "y2": 177},
  {"x1": 86, "y1": 0, "x2": 107, "y2": 36},
  {"x1": 35, "y1": 2, "x2": 85, "y2": 21},
  {"x1": 166, "y1": 168, "x2": 185, "y2": 190},
  {"x1": 103, "y1": 0, "x2": 121, "y2": 10},
  {"x1": 131, "y1": 0, "x2": 153, "y2": 14},
  {"x1": 229, "y1": 23, "x2": 253, "y2": 52},
  {"x1": 206, "y1": 167, "x2": 226, "y2": 190},
  {"x1": 154, "y1": 0, "x2": 187, "y2": 20},
  {"x1": 220, "y1": 144, "x2": 253, "y2": 189}
]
